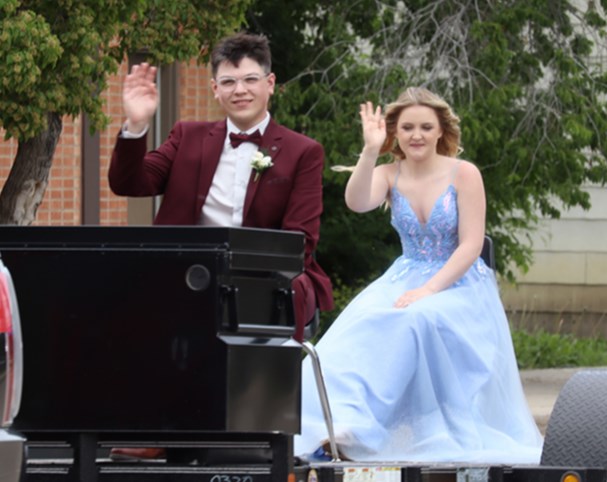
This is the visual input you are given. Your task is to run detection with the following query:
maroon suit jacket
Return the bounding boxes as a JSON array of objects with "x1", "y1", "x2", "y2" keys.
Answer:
[{"x1": 109, "y1": 118, "x2": 333, "y2": 311}]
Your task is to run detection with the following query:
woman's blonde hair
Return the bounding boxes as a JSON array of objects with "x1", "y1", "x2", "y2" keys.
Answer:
[{"x1": 381, "y1": 87, "x2": 461, "y2": 159}]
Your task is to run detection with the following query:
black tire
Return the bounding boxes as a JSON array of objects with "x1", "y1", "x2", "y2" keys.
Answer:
[{"x1": 541, "y1": 369, "x2": 607, "y2": 468}]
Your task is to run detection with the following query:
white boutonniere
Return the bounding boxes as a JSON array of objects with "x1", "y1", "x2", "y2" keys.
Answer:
[{"x1": 251, "y1": 149, "x2": 273, "y2": 182}]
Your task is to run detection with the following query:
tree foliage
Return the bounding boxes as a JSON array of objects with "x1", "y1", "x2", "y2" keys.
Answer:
[
  {"x1": 0, "y1": 0, "x2": 250, "y2": 223},
  {"x1": 246, "y1": 0, "x2": 607, "y2": 283}
]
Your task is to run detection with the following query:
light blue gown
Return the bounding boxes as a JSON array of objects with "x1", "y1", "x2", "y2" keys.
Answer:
[{"x1": 295, "y1": 175, "x2": 543, "y2": 463}]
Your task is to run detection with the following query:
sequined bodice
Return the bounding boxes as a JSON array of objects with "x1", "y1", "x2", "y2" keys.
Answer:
[{"x1": 390, "y1": 184, "x2": 459, "y2": 264}]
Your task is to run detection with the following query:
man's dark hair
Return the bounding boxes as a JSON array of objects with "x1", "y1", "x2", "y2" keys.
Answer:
[{"x1": 211, "y1": 32, "x2": 272, "y2": 77}]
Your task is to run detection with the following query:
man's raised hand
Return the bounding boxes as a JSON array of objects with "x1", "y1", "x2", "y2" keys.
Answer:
[{"x1": 123, "y1": 63, "x2": 158, "y2": 134}]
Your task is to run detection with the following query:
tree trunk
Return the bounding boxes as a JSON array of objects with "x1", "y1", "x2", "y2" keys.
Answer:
[{"x1": 0, "y1": 113, "x2": 63, "y2": 225}]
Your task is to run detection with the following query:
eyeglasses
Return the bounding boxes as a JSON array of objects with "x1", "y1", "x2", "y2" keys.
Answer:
[{"x1": 215, "y1": 73, "x2": 270, "y2": 91}]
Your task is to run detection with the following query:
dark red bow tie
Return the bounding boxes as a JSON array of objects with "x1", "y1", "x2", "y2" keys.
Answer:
[{"x1": 229, "y1": 130, "x2": 263, "y2": 148}]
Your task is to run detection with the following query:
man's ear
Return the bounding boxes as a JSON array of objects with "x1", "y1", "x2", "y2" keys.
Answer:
[{"x1": 267, "y1": 73, "x2": 276, "y2": 95}]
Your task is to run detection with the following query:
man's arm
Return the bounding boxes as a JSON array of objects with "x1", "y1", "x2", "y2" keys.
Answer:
[
  {"x1": 108, "y1": 61, "x2": 173, "y2": 197},
  {"x1": 108, "y1": 123, "x2": 184, "y2": 197}
]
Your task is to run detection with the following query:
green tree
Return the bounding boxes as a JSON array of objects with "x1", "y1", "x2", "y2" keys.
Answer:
[
  {"x1": 247, "y1": 0, "x2": 607, "y2": 284},
  {"x1": 0, "y1": 0, "x2": 250, "y2": 224}
]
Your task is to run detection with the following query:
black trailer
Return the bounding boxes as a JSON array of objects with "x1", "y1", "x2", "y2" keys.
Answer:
[{"x1": 1, "y1": 226, "x2": 606, "y2": 482}]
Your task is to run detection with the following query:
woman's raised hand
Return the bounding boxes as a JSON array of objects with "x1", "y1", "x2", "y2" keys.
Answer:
[
  {"x1": 359, "y1": 101, "x2": 386, "y2": 154},
  {"x1": 123, "y1": 63, "x2": 159, "y2": 133}
]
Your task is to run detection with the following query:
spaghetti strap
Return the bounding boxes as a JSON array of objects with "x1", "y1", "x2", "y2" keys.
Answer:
[
  {"x1": 393, "y1": 161, "x2": 402, "y2": 186},
  {"x1": 450, "y1": 159, "x2": 462, "y2": 184}
]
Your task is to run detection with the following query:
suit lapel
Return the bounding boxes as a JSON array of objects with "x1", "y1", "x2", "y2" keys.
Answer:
[
  {"x1": 195, "y1": 121, "x2": 227, "y2": 219},
  {"x1": 243, "y1": 119, "x2": 283, "y2": 222}
]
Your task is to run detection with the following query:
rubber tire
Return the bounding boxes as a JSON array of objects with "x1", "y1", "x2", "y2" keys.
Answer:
[{"x1": 541, "y1": 369, "x2": 607, "y2": 468}]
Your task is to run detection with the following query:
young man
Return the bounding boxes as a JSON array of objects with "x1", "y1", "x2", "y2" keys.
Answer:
[{"x1": 108, "y1": 32, "x2": 333, "y2": 461}]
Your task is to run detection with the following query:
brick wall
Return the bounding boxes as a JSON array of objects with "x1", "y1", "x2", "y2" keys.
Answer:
[
  {"x1": 100, "y1": 62, "x2": 129, "y2": 226},
  {"x1": 180, "y1": 59, "x2": 225, "y2": 122},
  {"x1": 0, "y1": 60, "x2": 223, "y2": 226}
]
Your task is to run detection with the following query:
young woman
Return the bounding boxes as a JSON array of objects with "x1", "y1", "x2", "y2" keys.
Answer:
[{"x1": 296, "y1": 87, "x2": 543, "y2": 463}]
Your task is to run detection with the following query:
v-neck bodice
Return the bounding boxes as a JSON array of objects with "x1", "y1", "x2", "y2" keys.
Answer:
[{"x1": 390, "y1": 184, "x2": 459, "y2": 264}]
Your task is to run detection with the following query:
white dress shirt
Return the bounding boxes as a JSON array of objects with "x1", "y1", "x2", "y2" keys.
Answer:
[{"x1": 201, "y1": 114, "x2": 271, "y2": 227}]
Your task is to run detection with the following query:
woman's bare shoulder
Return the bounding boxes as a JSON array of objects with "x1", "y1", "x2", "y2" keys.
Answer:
[
  {"x1": 453, "y1": 159, "x2": 484, "y2": 191},
  {"x1": 375, "y1": 160, "x2": 399, "y2": 175}
]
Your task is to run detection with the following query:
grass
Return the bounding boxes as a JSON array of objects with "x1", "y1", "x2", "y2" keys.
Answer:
[{"x1": 512, "y1": 328, "x2": 607, "y2": 369}]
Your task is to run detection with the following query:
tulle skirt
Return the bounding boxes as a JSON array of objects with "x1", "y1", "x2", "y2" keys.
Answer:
[{"x1": 295, "y1": 257, "x2": 543, "y2": 463}]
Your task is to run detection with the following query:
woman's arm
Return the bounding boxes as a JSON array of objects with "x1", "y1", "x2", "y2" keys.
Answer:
[
  {"x1": 345, "y1": 102, "x2": 392, "y2": 212},
  {"x1": 426, "y1": 160, "x2": 486, "y2": 290}
]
